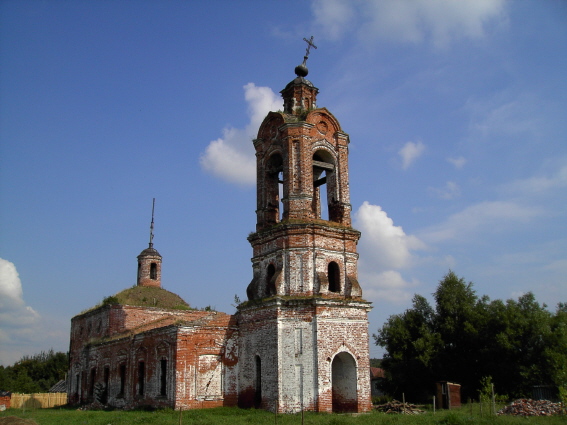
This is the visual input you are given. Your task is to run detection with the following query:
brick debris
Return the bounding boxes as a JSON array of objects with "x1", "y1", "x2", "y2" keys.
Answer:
[{"x1": 497, "y1": 399, "x2": 563, "y2": 416}]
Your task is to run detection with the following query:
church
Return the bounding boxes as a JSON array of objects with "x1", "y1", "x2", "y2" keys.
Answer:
[{"x1": 67, "y1": 41, "x2": 373, "y2": 413}]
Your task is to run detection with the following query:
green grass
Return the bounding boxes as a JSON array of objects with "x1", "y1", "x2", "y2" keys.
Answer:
[{"x1": 0, "y1": 405, "x2": 565, "y2": 425}]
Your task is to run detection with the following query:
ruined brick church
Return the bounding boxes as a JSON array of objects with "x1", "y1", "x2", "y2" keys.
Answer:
[{"x1": 68, "y1": 43, "x2": 373, "y2": 413}]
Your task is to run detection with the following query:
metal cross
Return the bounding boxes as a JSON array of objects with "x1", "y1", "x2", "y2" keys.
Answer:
[{"x1": 303, "y1": 36, "x2": 317, "y2": 58}]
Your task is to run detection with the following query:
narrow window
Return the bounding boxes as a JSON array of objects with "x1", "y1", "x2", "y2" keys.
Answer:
[
  {"x1": 138, "y1": 361, "x2": 145, "y2": 396},
  {"x1": 103, "y1": 366, "x2": 110, "y2": 403},
  {"x1": 150, "y1": 263, "x2": 157, "y2": 279},
  {"x1": 160, "y1": 359, "x2": 167, "y2": 396},
  {"x1": 266, "y1": 264, "x2": 276, "y2": 296},
  {"x1": 295, "y1": 328, "x2": 303, "y2": 355},
  {"x1": 254, "y1": 356, "x2": 262, "y2": 408},
  {"x1": 89, "y1": 368, "x2": 96, "y2": 400},
  {"x1": 75, "y1": 373, "x2": 80, "y2": 395},
  {"x1": 119, "y1": 364, "x2": 126, "y2": 397},
  {"x1": 328, "y1": 262, "x2": 340, "y2": 293}
]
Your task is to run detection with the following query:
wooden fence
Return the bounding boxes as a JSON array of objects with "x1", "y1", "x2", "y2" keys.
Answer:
[{"x1": 10, "y1": 393, "x2": 67, "y2": 409}]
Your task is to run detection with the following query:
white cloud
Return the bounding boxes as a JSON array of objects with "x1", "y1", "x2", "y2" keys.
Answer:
[
  {"x1": 0, "y1": 258, "x2": 42, "y2": 365},
  {"x1": 311, "y1": 0, "x2": 356, "y2": 41},
  {"x1": 359, "y1": 269, "x2": 417, "y2": 304},
  {"x1": 200, "y1": 83, "x2": 282, "y2": 186},
  {"x1": 355, "y1": 201, "x2": 427, "y2": 270},
  {"x1": 312, "y1": 0, "x2": 508, "y2": 47},
  {"x1": 500, "y1": 163, "x2": 567, "y2": 196},
  {"x1": 465, "y1": 92, "x2": 545, "y2": 144},
  {"x1": 0, "y1": 258, "x2": 25, "y2": 308},
  {"x1": 429, "y1": 181, "x2": 461, "y2": 200},
  {"x1": 420, "y1": 200, "x2": 543, "y2": 243},
  {"x1": 447, "y1": 156, "x2": 466, "y2": 169},
  {"x1": 399, "y1": 140, "x2": 425, "y2": 169}
]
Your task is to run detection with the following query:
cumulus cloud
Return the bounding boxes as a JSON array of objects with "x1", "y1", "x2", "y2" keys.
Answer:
[
  {"x1": 0, "y1": 258, "x2": 42, "y2": 365},
  {"x1": 200, "y1": 83, "x2": 282, "y2": 186},
  {"x1": 399, "y1": 140, "x2": 425, "y2": 170},
  {"x1": 359, "y1": 269, "x2": 418, "y2": 304},
  {"x1": 312, "y1": 0, "x2": 508, "y2": 47},
  {"x1": 354, "y1": 202, "x2": 427, "y2": 304},
  {"x1": 355, "y1": 202, "x2": 427, "y2": 270},
  {"x1": 420, "y1": 200, "x2": 543, "y2": 243}
]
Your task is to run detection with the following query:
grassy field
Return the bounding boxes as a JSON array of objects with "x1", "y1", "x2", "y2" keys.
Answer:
[{"x1": 0, "y1": 405, "x2": 565, "y2": 425}]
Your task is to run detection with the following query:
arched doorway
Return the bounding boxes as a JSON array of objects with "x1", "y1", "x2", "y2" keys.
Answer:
[{"x1": 331, "y1": 352, "x2": 358, "y2": 412}]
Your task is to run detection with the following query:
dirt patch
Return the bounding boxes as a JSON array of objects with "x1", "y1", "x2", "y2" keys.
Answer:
[{"x1": 0, "y1": 417, "x2": 38, "y2": 425}]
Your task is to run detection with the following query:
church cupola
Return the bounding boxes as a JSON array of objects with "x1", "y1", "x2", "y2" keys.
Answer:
[
  {"x1": 137, "y1": 199, "x2": 162, "y2": 288},
  {"x1": 280, "y1": 36, "x2": 319, "y2": 115}
]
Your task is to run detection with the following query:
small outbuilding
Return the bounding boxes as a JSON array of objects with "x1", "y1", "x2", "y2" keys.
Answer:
[{"x1": 436, "y1": 381, "x2": 461, "y2": 409}]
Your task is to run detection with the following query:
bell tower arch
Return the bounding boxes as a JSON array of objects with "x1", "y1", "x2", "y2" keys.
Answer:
[{"x1": 237, "y1": 38, "x2": 372, "y2": 414}]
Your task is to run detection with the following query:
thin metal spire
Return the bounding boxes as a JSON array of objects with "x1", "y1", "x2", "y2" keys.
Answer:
[{"x1": 149, "y1": 198, "x2": 155, "y2": 248}]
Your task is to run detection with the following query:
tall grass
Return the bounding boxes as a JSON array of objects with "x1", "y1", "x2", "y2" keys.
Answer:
[{"x1": 0, "y1": 405, "x2": 564, "y2": 425}]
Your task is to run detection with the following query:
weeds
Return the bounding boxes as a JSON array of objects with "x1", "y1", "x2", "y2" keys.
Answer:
[{"x1": 1, "y1": 404, "x2": 565, "y2": 425}]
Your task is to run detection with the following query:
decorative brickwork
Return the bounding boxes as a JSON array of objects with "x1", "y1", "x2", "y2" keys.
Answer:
[
  {"x1": 238, "y1": 63, "x2": 372, "y2": 413},
  {"x1": 68, "y1": 59, "x2": 371, "y2": 414}
]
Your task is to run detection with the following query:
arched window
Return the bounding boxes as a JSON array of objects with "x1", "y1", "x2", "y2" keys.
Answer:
[
  {"x1": 150, "y1": 263, "x2": 157, "y2": 280},
  {"x1": 118, "y1": 364, "x2": 126, "y2": 397},
  {"x1": 265, "y1": 153, "x2": 283, "y2": 225},
  {"x1": 160, "y1": 359, "x2": 167, "y2": 397},
  {"x1": 89, "y1": 368, "x2": 96, "y2": 401},
  {"x1": 138, "y1": 361, "x2": 145, "y2": 396},
  {"x1": 312, "y1": 150, "x2": 336, "y2": 221},
  {"x1": 328, "y1": 262, "x2": 340, "y2": 293},
  {"x1": 266, "y1": 264, "x2": 276, "y2": 296}
]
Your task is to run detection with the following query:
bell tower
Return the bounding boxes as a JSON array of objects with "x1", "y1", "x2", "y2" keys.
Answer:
[{"x1": 237, "y1": 39, "x2": 372, "y2": 413}]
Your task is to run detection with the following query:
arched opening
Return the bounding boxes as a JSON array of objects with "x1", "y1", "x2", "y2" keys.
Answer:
[
  {"x1": 160, "y1": 359, "x2": 168, "y2": 396},
  {"x1": 89, "y1": 368, "x2": 96, "y2": 402},
  {"x1": 138, "y1": 361, "x2": 145, "y2": 396},
  {"x1": 266, "y1": 264, "x2": 276, "y2": 296},
  {"x1": 102, "y1": 366, "x2": 110, "y2": 404},
  {"x1": 150, "y1": 263, "x2": 157, "y2": 280},
  {"x1": 328, "y1": 262, "x2": 341, "y2": 293},
  {"x1": 331, "y1": 352, "x2": 358, "y2": 413},
  {"x1": 312, "y1": 150, "x2": 336, "y2": 221},
  {"x1": 118, "y1": 364, "x2": 126, "y2": 397},
  {"x1": 254, "y1": 356, "x2": 262, "y2": 408},
  {"x1": 265, "y1": 153, "x2": 284, "y2": 225}
]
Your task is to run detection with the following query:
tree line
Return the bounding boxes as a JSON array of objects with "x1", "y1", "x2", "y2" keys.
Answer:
[
  {"x1": 375, "y1": 271, "x2": 567, "y2": 402},
  {"x1": 0, "y1": 350, "x2": 68, "y2": 393}
]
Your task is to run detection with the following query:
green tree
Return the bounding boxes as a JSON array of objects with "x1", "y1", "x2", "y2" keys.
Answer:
[
  {"x1": 375, "y1": 294, "x2": 441, "y2": 400},
  {"x1": 1, "y1": 350, "x2": 68, "y2": 393},
  {"x1": 375, "y1": 271, "x2": 565, "y2": 402}
]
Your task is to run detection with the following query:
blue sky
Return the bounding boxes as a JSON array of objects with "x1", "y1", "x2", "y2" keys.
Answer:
[{"x1": 1, "y1": 0, "x2": 566, "y2": 365}]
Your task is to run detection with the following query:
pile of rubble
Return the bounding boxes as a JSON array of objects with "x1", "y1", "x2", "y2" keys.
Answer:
[
  {"x1": 497, "y1": 399, "x2": 563, "y2": 416},
  {"x1": 375, "y1": 400, "x2": 425, "y2": 414}
]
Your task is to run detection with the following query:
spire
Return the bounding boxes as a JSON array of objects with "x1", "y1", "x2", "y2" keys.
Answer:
[{"x1": 149, "y1": 198, "x2": 155, "y2": 248}]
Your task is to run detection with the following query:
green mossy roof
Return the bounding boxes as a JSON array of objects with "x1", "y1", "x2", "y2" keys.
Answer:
[{"x1": 103, "y1": 286, "x2": 191, "y2": 310}]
